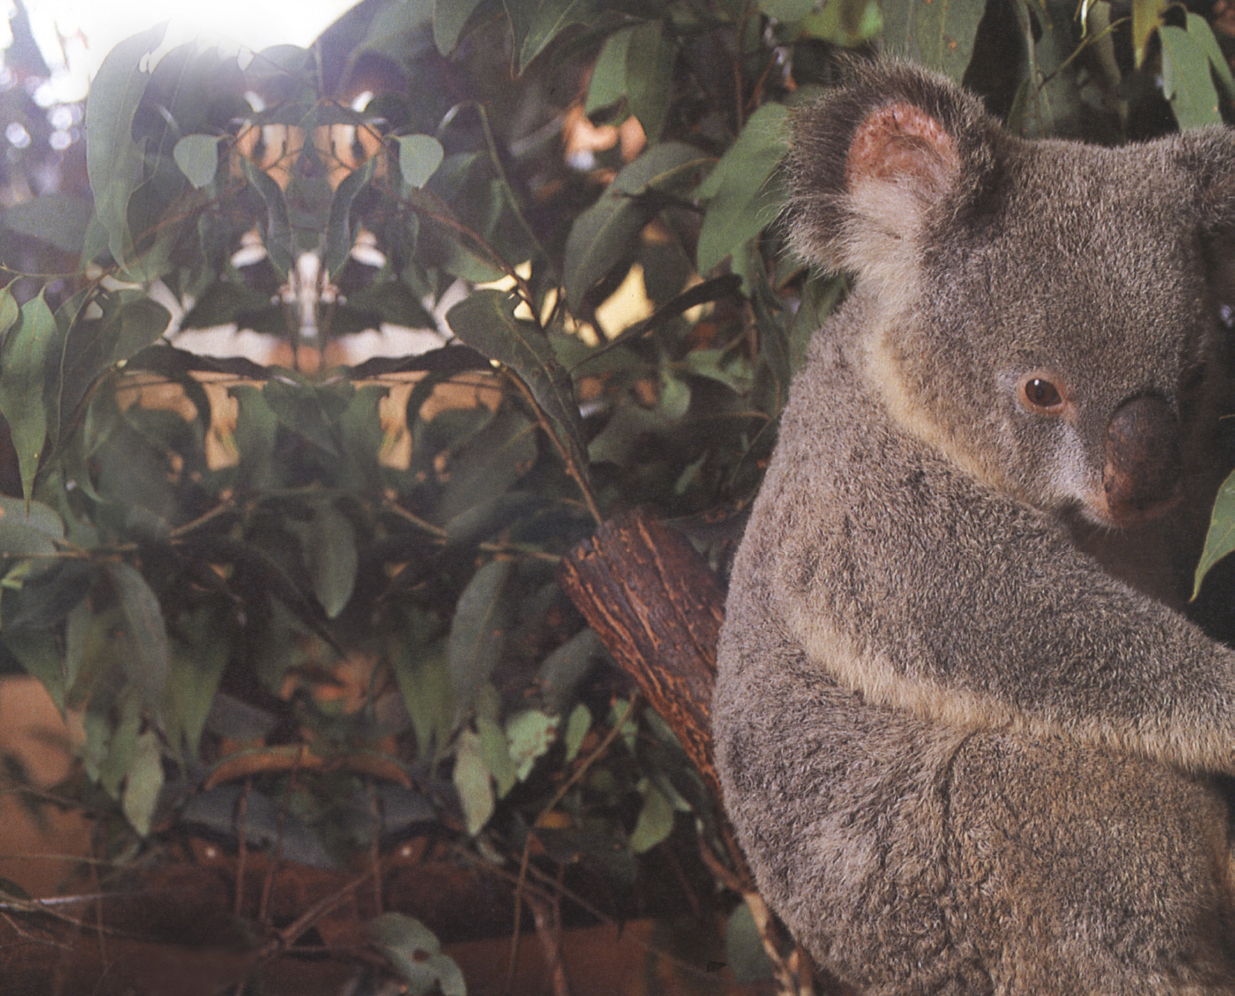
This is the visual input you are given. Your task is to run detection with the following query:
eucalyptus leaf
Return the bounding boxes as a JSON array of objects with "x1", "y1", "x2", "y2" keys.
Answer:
[
  {"x1": 369, "y1": 913, "x2": 467, "y2": 996},
  {"x1": 453, "y1": 727, "x2": 495, "y2": 834},
  {"x1": 435, "y1": 0, "x2": 487, "y2": 53},
  {"x1": 0, "y1": 293, "x2": 56, "y2": 501},
  {"x1": 1194, "y1": 470, "x2": 1235, "y2": 598},
  {"x1": 629, "y1": 778, "x2": 674, "y2": 853},
  {"x1": 879, "y1": 0, "x2": 984, "y2": 82},
  {"x1": 84, "y1": 25, "x2": 165, "y2": 268},
  {"x1": 446, "y1": 289, "x2": 588, "y2": 480},
  {"x1": 448, "y1": 558, "x2": 514, "y2": 723},
  {"x1": 325, "y1": 155, "x2": 378, "y2": 278},
  {"x1": 106, "y1": 562, "x2": 170, "y2": 727},
  {"x1": 172, "y1": 134, "x2": 223, "y2": 189},
  {"x1": 1, "y1": 196, "x2": 95, "y2": 254},
  {"x1": 121, "y1": 730, "x2": 164, "y2": 836},
  {"x1": 563, "y1": 142, "x2": 709, "y2": 310},
  {"x1": 1160, "y1": 24, "x2": 1222, "y2": 129},
  {"x1": 625, "y1": 19, "x2": 675, "y2": 142},
  {"x1": 396, "y1": 134, "x2": 445, "y2": 189}
]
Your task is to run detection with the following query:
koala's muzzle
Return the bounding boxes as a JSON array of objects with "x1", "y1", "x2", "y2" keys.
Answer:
[{"x1": 1102, "y1": 394, "x2": 1183, "y2": 526}]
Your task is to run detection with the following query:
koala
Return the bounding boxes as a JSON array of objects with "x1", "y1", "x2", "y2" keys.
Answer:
[{"x1": 712, "y1": 62, "x2": 1235, "y2": 995}]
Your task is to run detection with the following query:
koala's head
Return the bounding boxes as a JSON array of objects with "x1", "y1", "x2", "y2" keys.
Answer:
[{"x1": 788, "y1": 62, "x2": 1235, "y2": 528}]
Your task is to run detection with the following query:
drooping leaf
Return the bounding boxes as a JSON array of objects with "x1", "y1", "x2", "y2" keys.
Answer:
[
  {"x1": 84, "y1": 25, "x2": 165, "y2": 268},
  {"x1": 1131, "y1": 0, "x2": 1168, "y2": 67},
  {"x1": 1187, "y1": 12, "x2": 1235, "y2": 101},
  {"x1": 262, "y1": 377, "x2": 342, "y2": 455},
  {"x1": 438, "y1": 407, "x2": 537, "y2": 521},
  {"x1": 435, "y1": 0, "x2": 488, "y2": 54},
  {"x1": 513, "y1": 0, "x2": 601, "y2": 73},
  {"x1": 629, "y1": 778, "x2": 674, "y2": 853},
  {"x1": 106, "y1": 562, "x2": 170, "y2": 727},
  {"x1": 240, "y1": 156, "x2": 294, "y2": 279},
  {"x1": 563, "y1": 142, "x2": 709, "y2": 310},
  {"x1": 172, "y1": 134, "x2": 223, "y2": 189},
  {"x1": 1, "y1": 628, "x2": 66, "y2": 711},
  {"x1": 694, "y1": 102, "x2": 790, "y2": 273},
  {"x1": 477, "y1": 714, "x2": 517, "y2": 797},
  {"x1": 725, "y1": 901, "x2": 774, "y2": 982},
  {"x1": 586, "y1": 26, "x2": 631, "y2": 115},
  {"x1": 114, "y1": 298, "x2": 172, "y2": 361},
  {"x1": 396, "y1": 134, "x2": 445, "y2": 189},
  {"x1": 447, "y1": 557, "x2": 514, "y2": 723},
  {"x1": 325, "y1": 154, "x2": 378, "y2": 278},
  {"x1": 563, "y1": 702, "x2": 591, "y2": 761},
  {"x1": 446, "y1": 289, "x2": 588, "y2": 479},
  {"x1": 452, "y1": 727, "x2": 495, "y2": 834},
  {"x1": 390, "y1": 614, "x2": 454, "y2": 758},
  {"x1": 1160, "y1": 24, "x2": 1222, "y2": 129},
  {"x1": 536, "y1": 627, "x2": 602, "y2": 714},
  {"x1": 624, "y1": 19, "x2": 676, "y2": 142},
  {"x1": 121, "y1": 730, "x2": 164, "y2": 836},
  {"x1": 1194, "y1": 471, "x2": 1235, "y2": 598},
  {"x1": 168, "y1": 606, "x2": 230, "y2": 756},
  {"x1": 0, "y1": 293, "x2": 57, "y2": 501},
  {"x1": 303, "y1": 501, "x2": 359, "y2": 619},
  {"x1": 879, "y1": 0, "x2": 984, "y2": 82}
]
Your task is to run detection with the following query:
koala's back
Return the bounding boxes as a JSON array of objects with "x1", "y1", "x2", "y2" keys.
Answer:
[{"x1": 713, "y1": 307, "x2": 1235, "y2": 993}]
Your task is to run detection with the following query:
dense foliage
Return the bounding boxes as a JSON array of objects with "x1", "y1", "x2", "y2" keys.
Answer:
[{"x1": 2, "y1": 0, "x2": 1234, "y2": 988}]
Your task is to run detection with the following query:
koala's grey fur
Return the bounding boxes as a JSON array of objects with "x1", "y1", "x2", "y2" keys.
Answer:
[{"x1": 712, "y1": 62, "x2": 1235, "y2": 994}]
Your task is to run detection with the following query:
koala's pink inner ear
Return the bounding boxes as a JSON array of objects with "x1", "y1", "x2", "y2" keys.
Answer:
[{"x1": 846, "y1": 101, "x2": 960, "y2": 195}]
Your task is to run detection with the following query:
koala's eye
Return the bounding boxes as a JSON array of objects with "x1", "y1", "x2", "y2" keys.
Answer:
[{"x1": 1022, "y1": 377, "x2": 1063, "y2": 412}]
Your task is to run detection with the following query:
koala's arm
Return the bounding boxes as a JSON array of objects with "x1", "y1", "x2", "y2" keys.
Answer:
[{"x1": 757, "y1": 348, "x2": 1235, "y2": 772}]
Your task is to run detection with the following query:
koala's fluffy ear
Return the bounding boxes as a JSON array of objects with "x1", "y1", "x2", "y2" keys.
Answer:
[{"x1": 786, "y1": 62, "x2": 999, "y2": 285}]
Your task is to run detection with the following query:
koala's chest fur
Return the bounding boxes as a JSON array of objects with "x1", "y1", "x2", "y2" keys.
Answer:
[{"x1": 712, "y1": 61, "x2": 1235, "y2": 996}]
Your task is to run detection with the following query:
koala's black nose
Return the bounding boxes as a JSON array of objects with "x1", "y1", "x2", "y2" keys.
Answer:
[{"x1": 1103, "y1": 394, "x2": 1182, "y2": 526}]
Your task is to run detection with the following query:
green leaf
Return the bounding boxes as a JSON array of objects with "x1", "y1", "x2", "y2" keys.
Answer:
[
  {"x1": 396, "y1": 134, "x2": 445, "y2": 189},
  {"x1": 172, "y1": 134, "x2": 223, "y2": 189},
  {"x1": 446, "y1": 289, "x2": 588, "y2": 480},
  {"x1": 1160, "y1": 24, "x2": 1222, "y2": 129},
  {"x1": 435, "y1": 0, "x2": 487, "y2": 54},
  {"x1": 1188, "y1": 12, "x2": 1235, "y2": 101},
  {"x1": 1, "y1": 195, "x2": 95, "y2": 254},
  {"x1": 0, "y1": 293, "x2": 57, "y2": 501},
  {"x1": 879, "y1": 0, "x2": 985, "y2": 82},
  {"x1": 564, "y1": 702, "x2": 591, "y2": 761},
  {"x1": 725, "y1": 901, "x2": 773, "y2": 982},
  {"x1": 325, "y1": 155, "x2": 378, "y2": 278},
  {"x1": 694, "y1": 102, "x2": 789, "y2": 273},
  {"x1": 304, "y1": 502, "x2": 358, "y2": 619},
  {"x1": 0, "y1": 495, "x2": 64, "y2": 559},
  {"x1": 85, "y1": 25, "x2": 165, "y2": 268},
  {"x1": 168, "y1": 606, "x2": 229, "y2": 757},
  {"x1": 0, "y1": 286, "x2": 17, "y2": 341},
  {"x1": 477, "y1": 714, "x2": 518, "y2": 796},
  {"x1": 586, "y1": 26, "x2": 631, "y2": 115},
  {"x1": 1131, "y1": 0, "x2": 1168, "y2": 67},
  {"x1": 369, "y1": 913, "x2": 467, "y2": 996},
  {"x1": 240, "y1": 157, "x2": 294, "y2": 279},
  {"x1": 390, "y1": 615, "x2": 454, "y2": 759},
  {"x1": 439, "y1": 407, "x2": 537, "y2": 521},
  {"x1": 536, "y1": 627, "x2": 601, "y2": 714},
  {"x1": 1, "y1": 628, "x2": 66, "y2": 711},
  {"x1": 121, "y1": 730, "x2": 164, "y2": 836},
  {"x1": 1194, "y1": 471, "x2": 1235, "y2": 598},
  {"x1": 513, "y1": 0, "x2": 601, "y2": 73},
  {"x1": 262, "y1": 377, "x2": 341, "y2": 455},
  {"x1": 107, "y1": 562, "x2": 170, "y2": 727},
  {"x1": 563, "y1": 141, "x2": 709, "y2": 310},
  {"x1": 624, "y1": 19, "x2": 675, "y2": 141},
  {"x1": 506, "y1": 709, "x2": 558, "y2": 781},
  {"x1": 629, "y1": 779, "x2": 674, "y2": 853},
  {"x1": 113, "y1": 298, "x2": 172, "y2": 361},
  {"x1": 448, "y1": 558, "x2": 514, "y2": 723},
  {"x1": 453, "y1": 727, "x2": 495, "y2": 835}
]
